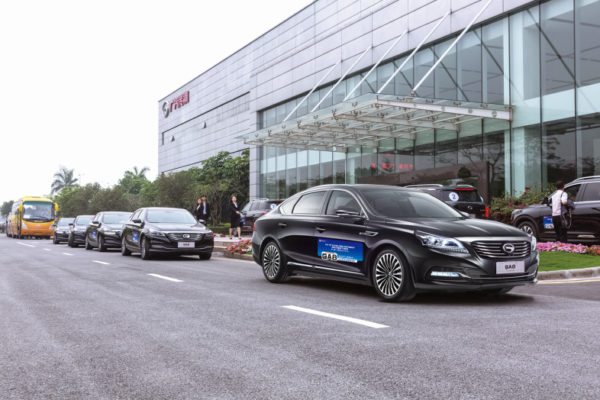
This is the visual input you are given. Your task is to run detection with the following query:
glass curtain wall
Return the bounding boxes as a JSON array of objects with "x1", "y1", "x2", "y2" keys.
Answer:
[{"x1": 259, "y1": 0, "x2": 600, "y2": 199}]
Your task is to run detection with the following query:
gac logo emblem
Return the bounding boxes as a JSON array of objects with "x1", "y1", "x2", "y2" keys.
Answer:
[{"x1": 502, "y1": 243, "x2": 515, "y2": 254}]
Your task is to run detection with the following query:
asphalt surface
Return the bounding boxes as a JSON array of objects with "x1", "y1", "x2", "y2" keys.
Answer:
[{"x1": 1, "y1": 235, "x2": 599, "y2": 400}]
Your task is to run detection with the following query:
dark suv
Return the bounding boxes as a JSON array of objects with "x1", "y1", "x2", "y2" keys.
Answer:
[
  {"x1": 241, "y1": 199, "x2": 283, "y2": 233},
  {"x1": 68, "y1": 215, "x2": 94, "y2": 247},
  {"x1": 511, "y1": 176, "x2": 600, "y2": 243},
  {"x1": 405, "y1": 184, "x2": 488, "y2": 219}
]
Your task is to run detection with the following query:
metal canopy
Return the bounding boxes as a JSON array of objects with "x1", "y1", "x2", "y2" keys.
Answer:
[{"x1": 243, "y1": 93, "x2": 512, "y2": 152}]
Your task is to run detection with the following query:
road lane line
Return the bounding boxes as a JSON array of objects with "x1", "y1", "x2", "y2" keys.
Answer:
[
  {"x1": 17, "y1": 242, "x2": 36, "y2": 248},
  {"x1": 148, "y1": 273, "x2": 182, "y2": 283},
  {"x1": 62, "y1": 252, "x2": 73, "y2": 256},
  {"x1": 282, "y1": 305, "x2": 389, "y2": 329},
  {"x1": 92, "y1": 260, "x2": 110, "y2": 265},
  {"x1": 43, "y1": 248, "x2": 51, "y2": 252},
  {"x1": 538, "y1": 278, "x2": 600, "y2": 285}
]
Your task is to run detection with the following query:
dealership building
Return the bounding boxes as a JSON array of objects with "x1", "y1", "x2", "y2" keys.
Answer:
[{"x1": 158, "y1": 0, "x2": 600, "y2": 201}]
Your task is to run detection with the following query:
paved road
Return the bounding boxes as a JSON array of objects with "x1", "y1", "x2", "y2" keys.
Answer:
[{"x1": 1, "y1": 235, "x2": 599, "y2": 400}]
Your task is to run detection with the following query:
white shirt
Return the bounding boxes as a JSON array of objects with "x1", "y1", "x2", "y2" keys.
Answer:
[{"x1": 551, "y1": 190, "x2": 568, "y2": 216}]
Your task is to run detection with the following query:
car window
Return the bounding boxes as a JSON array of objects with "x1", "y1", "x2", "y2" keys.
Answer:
[
  {"x1": 241, "y1": 203, "x2": 251, "y2": 213},
  {"x1": 443, "y1": 189, "x2": 480, "y2": 202},
  {"x1": 292, "y1": 191, "x2": 326, "y2": 214},
  {"x1": 581, "y1": 182, "x2": 600, "y2": 201},
  {"x1": 131, "y1": 210, "x2": 142, "y2": 221},
  {"x1": 279, "y1": 197, "x2": 298, "y2": 214},
  {"x1": 103, "y1": 213, "x2": 132, "y2": 224},
  {"x1": 76, "y1": 216, "x2": 93, "y2": 226},
  {"x1": 326, "y1": 191, "x2": 362, "y2": 215},
  {"x1": 250, "y1": 202, "x2": 261, "y2": 211},
  {"x1": 565, "y1": 185, "x2": 581, "y2": 201}
]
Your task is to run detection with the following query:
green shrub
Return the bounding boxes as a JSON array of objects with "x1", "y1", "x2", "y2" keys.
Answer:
[{"x1": 490, "y1": 185, "x2": 554, "y2": 224}]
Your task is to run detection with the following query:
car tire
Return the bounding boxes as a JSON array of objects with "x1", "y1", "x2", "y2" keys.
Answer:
[
  {"x1": 140, "y1": 237, "x2": 151, "y2": 260},
  {"x1": 518, "y1": 220, "x2": 538, "y2": 239},
  {"x1": 199, "y1": 252, "x2": 212, "y2": 260},
  {"x1": 52, "y1": 235, "x2": 58, "y2": 244},
  {"x1": 261, "y1": 241, "x2": 289, "y2": 283},
  {"x1": 85, "y1": 236, "x2": 93, "y2": 250},
  {"x1": 371, "y1": 248, "x2": 416, "y2": 302},
  {"x1": 98, "y1": 235, "x2": 107, "y2": 252},
  {"x1": 68, "y1": 235, "x2": 76, "y2": 247},
  {"x1": 121, "y1": 237, "x2": 131, "y2": 256}
]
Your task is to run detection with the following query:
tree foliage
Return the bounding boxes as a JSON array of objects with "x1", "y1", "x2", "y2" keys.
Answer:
[
  {"x1": 1, "y1": 200, "x2": 14, "y2": 217},
  {"x1": 50, "y1": 151, "x2": 249, "y2": 224},
  {"x1": 51, "y1": 167, "x2": 79, "y2": 194}
]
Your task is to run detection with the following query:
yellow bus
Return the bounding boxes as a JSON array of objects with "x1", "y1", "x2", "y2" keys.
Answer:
[{"x1": 6, "y1": 196, "x2": 59, "y2": 239}]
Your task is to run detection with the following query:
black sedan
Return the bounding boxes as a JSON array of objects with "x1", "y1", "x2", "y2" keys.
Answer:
[
  {"x1": 252, "y1": 184, "x2": 538, "y2": 302},
  {"x1": 121, "y1": 207, "x2": 214, "y2": 260},
  {"x1": 52, "y1": 217, "x2": 74, "y2": 244},
  {"x1": 85, "y1": 211, "x2": 132, "y2": 251},
  {"x1": 67, "y1": 215, "x2": 94, "y2": 247}
]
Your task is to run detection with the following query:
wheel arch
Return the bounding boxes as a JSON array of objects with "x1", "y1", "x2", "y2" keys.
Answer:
[{"x1": 365, "y1": 240, "x2": 416, "y2": 286}]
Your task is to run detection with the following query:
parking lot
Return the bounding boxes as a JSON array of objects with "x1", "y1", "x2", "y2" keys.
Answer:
[{"x1": 1, "y1": 235, "x2": 599, "y2": 399}]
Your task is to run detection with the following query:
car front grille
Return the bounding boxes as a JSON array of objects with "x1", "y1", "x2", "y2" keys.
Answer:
[
  {"x1": 166, "y1": 232, "x2": 203, "y2": 241},
  {"x1": 471, "y1": 241, "x2": 530, "y2": 259}
]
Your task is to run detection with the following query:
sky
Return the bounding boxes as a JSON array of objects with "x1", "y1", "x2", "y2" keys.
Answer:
[{"x1": 0, "y1": 0, "x2": 313, "y2": 204}]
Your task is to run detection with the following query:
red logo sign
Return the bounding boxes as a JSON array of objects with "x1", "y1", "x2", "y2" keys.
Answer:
[{"x1": 162, "y1": 91, "x2": 190, "y2": 118}]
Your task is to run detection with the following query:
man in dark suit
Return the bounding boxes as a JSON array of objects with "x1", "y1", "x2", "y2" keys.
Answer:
[{"x1": 194, "y1": 196, "x2": 211, "y2": 224}]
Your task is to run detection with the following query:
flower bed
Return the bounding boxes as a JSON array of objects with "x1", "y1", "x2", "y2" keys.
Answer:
[
  {"x1": 226, "y1": 239, "x2": 252, "y2": 255},
  {"x1": 537, "y1": 242, "x2": 600, "y2": 255}
]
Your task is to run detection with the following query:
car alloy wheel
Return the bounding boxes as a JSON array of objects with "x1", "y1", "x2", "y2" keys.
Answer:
[
  {"x1": 372, "y1": 249, "x2": 415, "y2": 302},
  {"x1": 518, "y1": 221, "x2": 537, "y2": 239},
  {"x1": 98, "y1": 235, "x2": 106, "y2": 252},
  {"x1": 141, "y1": 237, "x2": 151, "y2": 260},
  {"x1": 261, "y1": 241, "x2": 289, "y2": 283},
  {"x1": 121, "y1": 237, "x2": 131, "y2": 256}
]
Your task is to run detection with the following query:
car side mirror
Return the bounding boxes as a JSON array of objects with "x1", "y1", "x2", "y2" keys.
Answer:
[
  {"x1": 541, "y1": 197, "x2": 549, "y2": 206},
  {"x1": 92, "y1": 221, "x2": 101, "y2": 226},
  {"x1": 198, "y1": 219, "x2": 206, "y2": 225},
  {"x1": 335, "y1": 209, "x2": 361, "y2": 217},
  {"x1": 68, "y1": 223, "x2": 74, "y2": 227},
  {"x1": 132, "y1": 219, "x2": 142, "y2": 224},
  {"x1": 459, "y1": 211, "x2": 470, "y2": 218}
]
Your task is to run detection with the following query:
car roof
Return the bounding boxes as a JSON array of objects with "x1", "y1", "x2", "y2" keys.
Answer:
[{"x1": 405, "y1": 184, "x2": 477, "y2": 190}]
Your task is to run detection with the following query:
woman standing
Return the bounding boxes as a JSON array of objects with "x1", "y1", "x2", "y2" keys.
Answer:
[{"x1": 229, "y1": 195, "x2": 242, "y2": 240}]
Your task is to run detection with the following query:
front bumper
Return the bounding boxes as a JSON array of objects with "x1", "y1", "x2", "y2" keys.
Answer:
[
  {"x1": 54, "y1": 230, "x2": 70, "y2": 241},
  {"x1": 70, "y1": 231, "x2": 86, "y2": 244},
  {"x1": 147, "y1": 236, "x2": 214, "y2": 254},
  {"x1": 411, "y1": 247, "x2": 539, "y2": 291}
]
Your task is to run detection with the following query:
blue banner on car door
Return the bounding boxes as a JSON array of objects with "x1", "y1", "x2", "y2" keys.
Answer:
[
  {"x1": 318, "y1": 238, "x2": 363, "y2": 263},
  {"x1": 543, "y1": 216, "x2": 554, "y2": 229}
]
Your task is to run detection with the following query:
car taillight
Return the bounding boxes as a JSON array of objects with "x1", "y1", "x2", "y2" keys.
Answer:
[{"x1": 485, "y1": 206, "x2": 490, "y2": 218}]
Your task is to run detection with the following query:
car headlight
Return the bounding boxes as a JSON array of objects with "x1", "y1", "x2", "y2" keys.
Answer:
[
  {"x1": 148, "y1": 228, "x2": 166, "y2": 237},
  {"x1": 415, "y1": 230, "x2": 468, "y2": 254},
  {"x1": 530, "y1": 236, "x2": 537, "y2": 251}
]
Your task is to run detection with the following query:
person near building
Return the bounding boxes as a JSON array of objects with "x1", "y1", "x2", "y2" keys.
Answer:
[
  {"x1": 229, "y1": 195, "x2": 242, "y2": 240},
  {"x1": 194, "y1": 196, "x2": 210, "y2": 224},
  {"x1": 551, "y1": 181, "x2": 568, "y2": 243}
]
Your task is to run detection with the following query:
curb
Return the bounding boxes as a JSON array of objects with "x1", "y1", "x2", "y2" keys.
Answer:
[
  {"x1": 538, "y1": 266, "x2": 600, "y2": 280},
  {"x1": 222, "y1": 251, "x2": 254, "y2": 262}
]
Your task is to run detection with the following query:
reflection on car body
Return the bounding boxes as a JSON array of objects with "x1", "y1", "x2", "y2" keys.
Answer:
[
  {"x1": 121, "y1": 207, "x2": 214, "y2": 260},
  {"x1": 252, "y1": 184, "x2": 538, "y2": 302}
]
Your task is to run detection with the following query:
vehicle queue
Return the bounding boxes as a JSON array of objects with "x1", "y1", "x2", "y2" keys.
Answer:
[{"x1": 8, "y1": 179, "x2": 598, "y2": 302}]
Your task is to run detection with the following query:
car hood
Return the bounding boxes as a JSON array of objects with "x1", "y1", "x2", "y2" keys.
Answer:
[
  {"x1": 103, "y1": 224, "x2": 126, "y2": 230},
  {"x1": 146, "y1": 223, "x2": 209, "y2": 232},
  {"x1": 385, "y1": 217, "x2": 528, "y2": 238}
]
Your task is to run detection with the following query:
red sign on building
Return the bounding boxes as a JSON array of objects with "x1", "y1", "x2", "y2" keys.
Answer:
[{"x1": 162, "y1": 91, "x2": 190, "y2": 118}]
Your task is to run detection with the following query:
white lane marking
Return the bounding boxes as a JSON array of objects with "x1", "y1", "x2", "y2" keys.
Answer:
[
  {"x1": 62, "y1": 252, "x2": 73, "y2": 256},
  {"x1": 282, "y1": 305, "x2": 389, "y2": 329},
  {"x1": 148, "y1": 273, "x2": 182, "y2": 283},
  {"x1": 92, "y1": 260, "x2": 110, "y2": 265},
  {"x1": 43, "y1": 248, "x2": 51, "y2": 252},
  {"x1": 17, "y1": 242, "x2": 36, "y2": 248}
]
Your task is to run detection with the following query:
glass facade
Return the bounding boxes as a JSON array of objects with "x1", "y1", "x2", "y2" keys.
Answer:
[{"x1": 259, "y1": 0, "x2": 600, "y2": 199}]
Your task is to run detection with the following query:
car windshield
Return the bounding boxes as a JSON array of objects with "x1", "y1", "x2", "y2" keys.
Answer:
[
  {"x1": 146, "y1": 209, "x2": 197, "y2": 224},
  {"x1": 76, "y1": 216, "x2": 93, "y2": 226},
  {"x1": 443, "y1": 189, "x2": 481, "y2": 202},
  {"x1": 361, "y1": 188, "x2": 463, "y2": 219},
  {"x1": 22, "y1": 201, "x2": 55, "y2": 222},
  {"x1": 103, "y1": 213, "x2": 131, "y2": 224},
  {"x1": 57, "y1": 218, "x2": 74, "y2": 226}
]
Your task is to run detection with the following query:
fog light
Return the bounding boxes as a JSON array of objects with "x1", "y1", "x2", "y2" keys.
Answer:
[{"x1": 431, "y1": 271, "x2": 461, "y2": 278}]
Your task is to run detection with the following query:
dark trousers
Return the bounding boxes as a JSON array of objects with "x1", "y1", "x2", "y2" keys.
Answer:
[{"x1": 552, "y1": 216, "x2": 568, "y2": 243}]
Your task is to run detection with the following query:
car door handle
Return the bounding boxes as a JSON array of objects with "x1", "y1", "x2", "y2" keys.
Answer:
[
  {"x1": 278, "y1": 222, "x2": 287, "y2": 228},
  {"x1": 316, "y1": 226, "x2": 326, "y2": 233},
  {"x1": 359, "y1": 231, "x2": 378, "y2": 237}
]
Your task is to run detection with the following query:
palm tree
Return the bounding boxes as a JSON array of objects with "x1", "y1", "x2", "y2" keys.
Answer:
[
  {"x1": 51, "y1": 167, "x2": 78, "y2": 194},
  {"x1": 125, "y1": 166, "x2": 149, "y2": 179}
]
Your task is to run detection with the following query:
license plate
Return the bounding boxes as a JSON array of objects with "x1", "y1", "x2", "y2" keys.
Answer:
[
  {"x1": 496, "y1": 261, "x2": 525, "y2": 274},
  {"x1": 178, "y1": 242, "x2": 194, "y2": 248}
]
